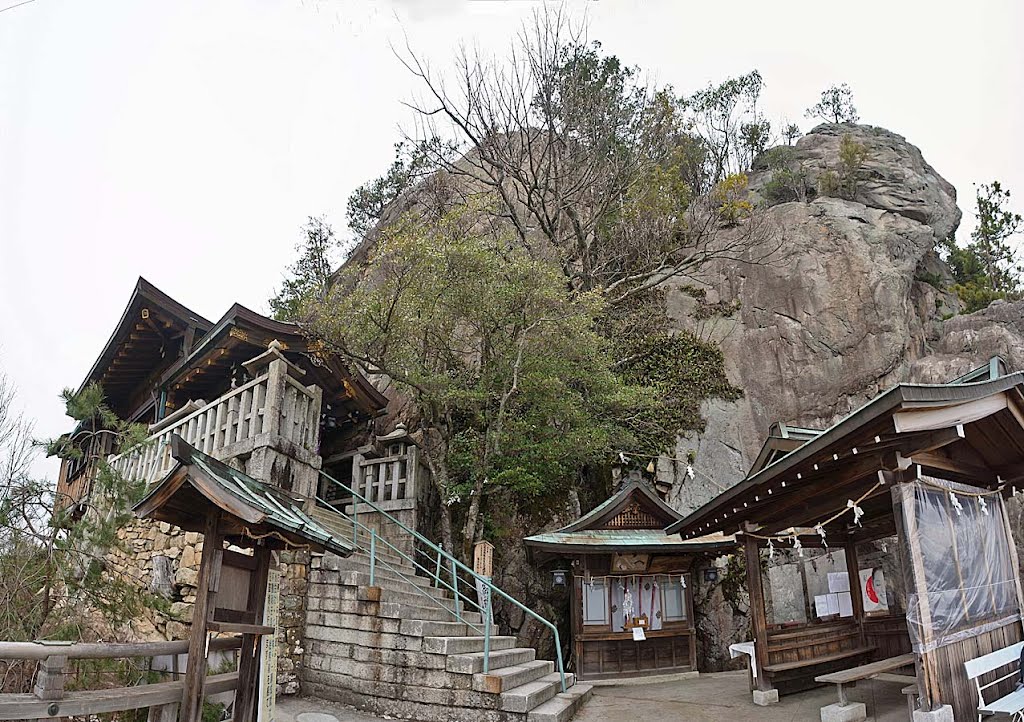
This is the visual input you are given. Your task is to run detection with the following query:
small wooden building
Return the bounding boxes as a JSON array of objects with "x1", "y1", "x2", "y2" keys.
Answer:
[
  {"x1": 525, "y1": 480, "x2": 733, "y2": 681},
  {"x1": 665, "y1": 367, "x2": 1024, "y2": 720},
  {"x1": 134, "y1": 434, "x2": 355, "y2": 722}
]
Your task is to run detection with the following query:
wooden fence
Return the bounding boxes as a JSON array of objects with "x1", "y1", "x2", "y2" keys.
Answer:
[{"x1": 0, "y1": 637, "x2": 242, "y2": 720}]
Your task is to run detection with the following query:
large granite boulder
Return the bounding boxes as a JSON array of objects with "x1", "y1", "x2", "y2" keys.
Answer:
[{"x1": 664, "y1": 124, "x2": 969, "y2": 516}]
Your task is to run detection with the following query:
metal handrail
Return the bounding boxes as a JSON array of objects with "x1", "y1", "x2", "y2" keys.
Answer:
[
  {"x1": 314, "y1": 495, "x2": 486, "y2": 633},
  {"x1": 318, "y1": 470, "x2": 567, "y2": 692}
]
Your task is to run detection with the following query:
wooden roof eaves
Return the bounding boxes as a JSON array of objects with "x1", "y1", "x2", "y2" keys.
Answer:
[
  {"x1": 158, "y1": 304, "x2": 388, "y2": 415},
  {"x1": 558, "y1": 480, "x2": 683, "y2": 533},
  {"x1": 665, "y1": 373, "x2": 1024, "y2": 537},
  {"x1": 523, "y1": 537, "x2": 734, "y2": 555},
  {"x1": 76, "y1": 277, "x2": 214, "y2": 396}
]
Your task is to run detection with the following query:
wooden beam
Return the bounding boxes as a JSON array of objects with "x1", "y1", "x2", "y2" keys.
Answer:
[
  {"x1": 893, "y1": 395, "x2": 1007, "y2": 433},
  {"x1": 179, "y1": 513, "x2": 223, "y2": 722},
  {"x1": 908, "y1": 452, "x2": 998, "y2": 485},
  {"x1": 0, "y1": 673, "x2": 238, "y2": 721},
  {"x1": 233, "y1": 544, "x2": 272, "y2": 722},
  {"x1": 742, "y1": 533, "x2": 773, "y2": 692}
]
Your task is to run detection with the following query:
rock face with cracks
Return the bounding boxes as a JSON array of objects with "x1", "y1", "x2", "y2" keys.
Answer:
[{"x1": 661, "y1": 123, "x2": 1024, "y2": 669}]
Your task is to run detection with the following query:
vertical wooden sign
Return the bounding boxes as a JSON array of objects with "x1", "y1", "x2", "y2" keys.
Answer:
[
  {"x1": 257, "y1": 568, "x2": 281, "y2": 722},
  {"x1": 473, "y1": 541, "x2": 494, "y2": 616},
  {"x1": 473, "y1": 540, "x2": 494, "y2": 578}
]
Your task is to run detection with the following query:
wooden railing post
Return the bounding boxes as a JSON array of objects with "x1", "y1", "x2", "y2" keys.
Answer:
[
  {"x1": 33, "y1": 654, "x2": 66, "y2": 700},
  {"x1": 34, "y1": 654, "x2": 66, "y2": 722}
]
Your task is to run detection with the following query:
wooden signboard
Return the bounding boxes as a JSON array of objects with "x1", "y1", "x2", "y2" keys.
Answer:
[
  {"x1": 473, "y1": 540, "x2": 494, "y2": 578},
  {"x1": 257, "y1": 568, "x2": 280, "y2": 722}
]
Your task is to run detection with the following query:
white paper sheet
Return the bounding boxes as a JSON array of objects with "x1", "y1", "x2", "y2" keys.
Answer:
[
  {"x1": 826, "y1": 593, "x2": 840, "y2": 616},
  {"x1": 838, "y1": 591, "x2": 854, "y2": 618},
  {"x1": 814, "y1": 594, "x2": 830, "y2": 618},
  {"x1": 828, "y1": 572, "x2": 851, "y2": 593},
  {"x1": 632, "y1": 626, "x2": 646, "y2": 641}
]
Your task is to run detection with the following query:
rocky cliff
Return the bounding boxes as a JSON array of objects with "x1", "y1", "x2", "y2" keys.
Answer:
[
  {"x1": 661, "y1": 123, "x2": 1024, "y2": 668},
  {"x1": 663, "y1": 123, "x2": 1023, "y2": 513}
]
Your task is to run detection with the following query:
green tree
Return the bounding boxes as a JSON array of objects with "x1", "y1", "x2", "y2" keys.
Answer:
[
  {"x1": 806, "y1": 83, "x2": 859, "y2": 124},
  {"x1": 307, "y1": 205, "x2": 653, "y2": 556},
  {"x1": 270, "y1": 216, "x2": 342, "y2": 322},
  {"x1": 942, "y1": 181, "x2": 1023, "y2": 312},
  {"x1": 345, "y1": 139, "x2": 458, "y2": 239},
  {"x1": 0, "y1": 374, "x2": 156, "y2": 691}
]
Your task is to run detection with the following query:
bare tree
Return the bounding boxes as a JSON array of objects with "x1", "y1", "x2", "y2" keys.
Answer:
[{"x1": 390, "y1": 9, "x2": 777, "y2": 313}]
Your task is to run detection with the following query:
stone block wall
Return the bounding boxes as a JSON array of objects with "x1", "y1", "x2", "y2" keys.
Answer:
[{"x1": 105, "y1": 517, "x2": 310, "y2": 696}]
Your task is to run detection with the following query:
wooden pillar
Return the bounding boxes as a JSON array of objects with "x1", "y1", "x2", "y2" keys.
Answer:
[
  {"x1": 892, "y1": 481, "x2": 936, "y2": 711},
  {"x1": 179, "y1": 513, "x2": 223, "y2": 722},
  {"x1": 844, "y1": 542, "x2": 866, "y2": 647},
  {"x1": 233, "y1": 544, "x2": 273, "y2": 722},
  {"x1": 743, "y1": 533, "x2": 773, "y2": 691}
]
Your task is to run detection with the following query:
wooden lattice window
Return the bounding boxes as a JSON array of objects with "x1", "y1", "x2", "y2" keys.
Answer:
[{"x1": 607, "y1": 502, "x2": 658, "y2": 529}]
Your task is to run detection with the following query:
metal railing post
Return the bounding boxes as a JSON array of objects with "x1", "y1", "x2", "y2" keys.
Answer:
[
  {"x1": 450, "y1": 558, "x2": 461, "y2": 621},
  {"x1": 351, "y1": 498, "x2": 358, "y2": 546},
  {"x1": 369, "y1": 529, "x2": 377, "y2": 586},
  {"x1": 317, "y1": 470, "x2": 569, "y2": 693},
  {"x1": 483, "y1": 588, "x2": 491, "y2": 674}
]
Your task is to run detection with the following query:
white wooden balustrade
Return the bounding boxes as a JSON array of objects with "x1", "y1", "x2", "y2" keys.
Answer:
[{"x1": 109, "y1": 355, "x2": 322, "y2": 485}]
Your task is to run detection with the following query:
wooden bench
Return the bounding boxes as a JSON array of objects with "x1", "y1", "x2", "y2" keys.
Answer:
[
  {"x1": 814, "y1": 653, "x2": 915, "y2": 707},
  {"x1": 763, "y1": 645, "x2": 876, "y2": 673},
  {"x1": 964, "y1": 641, "x2": 1024, "y2": 722}
]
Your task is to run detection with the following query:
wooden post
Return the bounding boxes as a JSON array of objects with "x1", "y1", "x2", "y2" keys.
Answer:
[
  {"x1": 179, "y1": 513, "x2": 223, "y2": 722},
  {"x1": 743, "y1": 533, "x2": 773, "y2": 692},
  {"x1": 33, "y1": 654, "x2": 67, "y2": 701},
  {"x1": 262, "y1": 359, "x2": 287, "y2": 439},
  {"x1": 233, "y1": 544, "x2": 272, "y2": 722},
  {"x1": 844, "y1": 542, "x2": 866, "y2": 647}
]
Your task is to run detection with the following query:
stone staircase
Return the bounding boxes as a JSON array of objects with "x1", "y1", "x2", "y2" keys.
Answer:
[{"x1": 300, "y1": 510, "x2": 593, "y2": 722}]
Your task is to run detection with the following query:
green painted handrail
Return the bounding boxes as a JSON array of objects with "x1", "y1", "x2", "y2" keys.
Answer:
[{"x1": 318, "y1": 471, "x2": 567, "y2": 693}]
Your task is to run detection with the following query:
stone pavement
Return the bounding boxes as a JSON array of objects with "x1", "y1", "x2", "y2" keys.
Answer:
[
  {"x1": 574, "y1": 671, "x2": 907, "y2": 722},
  {"x1": 277, "y1": 670, "x2": 909, "y2": 721}
]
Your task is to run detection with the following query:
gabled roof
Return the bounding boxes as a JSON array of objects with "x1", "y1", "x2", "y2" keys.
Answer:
[
  {"x1": 666, "y1": 373, "x2": 1024, "y2": 540},
  {"x1": 78, "y1": 277, "x2": 213, "y2": 418},
  {"x1": 747, "y1": 423, "x2": 823, "y2": 476},
  {"x1": 524, "y1": 480, "x2": 734, "y2": 554},
  {"x1": 560, "y1": 480, "x2": 683, "y2": 532},
  {"x1": 134, "y1": 435, "x2": 353, "y2": 556},
  {"x1": 159, "y1": 302, "x2": 388, "y2": 420}
]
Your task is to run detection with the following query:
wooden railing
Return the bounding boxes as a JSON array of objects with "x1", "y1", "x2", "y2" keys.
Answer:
[
  {"x1": 0, "y1": 637, "x2": 241, "y2": 720},
  {"x1": 351, "y1": 441, "x2": 420, "y2": 505},
  {"x1": 109, "y1": 356, "x2": 322, "y2": 485}
]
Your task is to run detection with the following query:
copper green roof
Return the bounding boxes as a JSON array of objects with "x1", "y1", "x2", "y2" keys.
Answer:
[
  {"x1": 523, "y1": 479, "x2": 734, "y2": 553},
  {"x1": 134, "y1": 435, "x2": 353, "y2": 557},
  {"x1": 524, "y1": 528, "x2": 733, "y2": 553}
]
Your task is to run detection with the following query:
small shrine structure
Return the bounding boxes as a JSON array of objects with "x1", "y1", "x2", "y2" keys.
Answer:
[
  {"x1": 525, "y1": 480, "x2": 733, "y2": 681},
  {"x1": 134, "y1": 434, "x2": 354, "y2": 722},
  {"x1": 665, "y1": 367, "x2": 1024, "y2": 721}
]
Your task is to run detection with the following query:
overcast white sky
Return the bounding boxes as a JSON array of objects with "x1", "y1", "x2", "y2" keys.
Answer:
[{"x1": 2, "y1": 0, "x2": 1022, "y2": 480}]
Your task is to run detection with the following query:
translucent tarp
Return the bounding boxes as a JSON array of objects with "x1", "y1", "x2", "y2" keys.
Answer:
[{"x1": 896, "y1": 476, "x2": 1022, "y2": 653}]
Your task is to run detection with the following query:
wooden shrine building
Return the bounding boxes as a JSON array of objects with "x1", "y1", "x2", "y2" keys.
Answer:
[
  {"x1": 525, "y1": 480, "x2": 733, "y2": 681},
  {"x1": 665, "y1": 368, "x2": 1024, "y2": 721},
  {"x1": 134, "y1": 434, "x2": 354, "y2": 722}
]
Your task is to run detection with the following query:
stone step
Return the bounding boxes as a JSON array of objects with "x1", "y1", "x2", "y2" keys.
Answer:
[
  {"x1": 400, "y1": 618, "x2": 498, "y2": 638},
  {"x1": 336, "y1": 571, "x2": 453, "y2": 600},
  {"x1": 307, "y1": 595, "x2": 478, "y2": 625},
  {"x1": 499, "y1": 672, "x2": 574, "y2": 714},
  {"x1": 423, "y1": 635, "x2": 518, "y2": 655},
  {"x1": 527, "y1": 683, "x2": 593, "y2": 722},
  {"x1": 446, "y1": 647, "x2": 536, "y2": 674},
  {"x1": 390, "y1": 602, "x2": 483, "y2": 625},
  {"x1": 473, "y1": 660, "x2": 554, "y2": 694}
]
